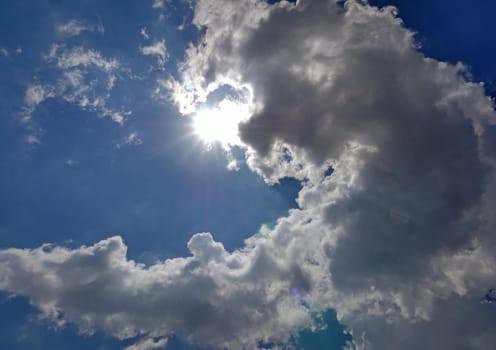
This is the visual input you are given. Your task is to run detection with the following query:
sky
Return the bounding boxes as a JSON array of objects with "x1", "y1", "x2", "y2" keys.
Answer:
[{"x1": 0, "y1": 0, "x2": 495, "y2": 349}]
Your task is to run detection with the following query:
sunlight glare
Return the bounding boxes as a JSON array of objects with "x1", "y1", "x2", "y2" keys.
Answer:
[{"x1": 192, "y1": 100, "x2": 250, "y2": 147}]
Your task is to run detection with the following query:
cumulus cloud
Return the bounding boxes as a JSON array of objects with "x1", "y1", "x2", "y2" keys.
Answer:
[
  {"x1": 164, "y1": 0, "x2": 496, "y2": 348},
  {"x1": 57, "y1": 19, "x2": 104, "y2": 37},
  {"x1": 4, "y1": 0, "x2": 496, "y2": 349},
  {"x1": 140, "y1": 40, "x2": 168, "y2": 67},
  {"x1": 0, "y1": 234, "x2": 314, "y2": 349}
]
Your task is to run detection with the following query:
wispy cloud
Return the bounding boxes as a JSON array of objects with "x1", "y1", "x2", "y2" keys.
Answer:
[
  {"x1": 20, "y1": 44, "x2": 129, "y2": 139},
  {"x1": 65, "y1": 159, "x2": 77, "y2": 167},
  {"x1": 140, "y1": 27, "x2": 150, "y2": 40},
  {"x1": 57, "y1": 19, "x2": 104, "y2": 37},
  {"x1": 0, "y1": 47, "x2": 9, "y2": 58},
  {"x1": 140, "y1": 40, "x2": 168, "y2": 67},
  {"x1": 123, "y1": 337, "x2": 167, "y2": 350},
  {"x1": 24, "y1": 135, "x2": 41, "y2": 145},
  {"x1": 21, "y1": 84, "x2": 55, "y2": 123},
  {"x1": 47, "y1": 44, "x2": 118, "y2": 71},
  {"x1": 116, "y1": 132, "x2": 143, "y2": 148},
  {"x1": 152, "y1": 0, "x2": 165, "y2": 9}
]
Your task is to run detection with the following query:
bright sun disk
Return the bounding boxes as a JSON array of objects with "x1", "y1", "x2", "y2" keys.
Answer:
[{"x1": 192, "y1": 100, "x2": 250, "y2": 147}]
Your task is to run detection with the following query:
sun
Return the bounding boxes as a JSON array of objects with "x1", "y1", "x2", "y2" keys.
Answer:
[{"x1": 192, "y1": 100, "x2": 250, "y2": 147}]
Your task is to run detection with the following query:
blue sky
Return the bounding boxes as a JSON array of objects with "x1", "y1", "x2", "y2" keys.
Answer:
[{"x1": 1, "y1": 1, "x2": 496, "y2": 350}]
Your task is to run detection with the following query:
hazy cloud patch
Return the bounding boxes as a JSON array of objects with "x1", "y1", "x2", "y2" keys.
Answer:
[{"x1": 57, "y1": 19, "x2": 104, "y2": 37}]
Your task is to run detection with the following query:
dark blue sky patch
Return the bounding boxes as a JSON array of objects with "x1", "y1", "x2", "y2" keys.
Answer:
[
  {"x1": 324, "y1": 166, "x2": 334, "y2": 178},
  {"x1": 295, "y1": 310, "x2": 352, "y2": 350},
  {"x1": 0, "y1": 293, "x2": 125, "y2": 350},
  {"x1": 483, "y1": 289, "x2": 496, "y2": 304},
  {"x1": 368, "y1": 0, "x2": 496, "y2": 85},
  {"x1": 266, "y1": 0, "x2": 297, "y2": 4}
]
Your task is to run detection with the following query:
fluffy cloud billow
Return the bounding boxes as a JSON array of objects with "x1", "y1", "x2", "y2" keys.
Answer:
[
  {"x1": 0, "y1": 233, "x2": 316, "y2": 349},
  {"x1": 2, "y1": 0, "x2": 496, "y2": 349}
]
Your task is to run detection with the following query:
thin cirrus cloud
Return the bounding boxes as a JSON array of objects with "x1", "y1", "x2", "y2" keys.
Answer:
[
  {"x1": 122, "y1": 337, "x2": 168, "y2": 350},
  {"x1": 0, "y1": 47, "x2": 9, "y2": 58},
  {"x1": 2, "y1": 1, "x2": 496, "y2": 350},
  {"x1": 20, "y1": 43, "x2": 130, "y2": 132},
  {"x1": 57, "y1": 19, "x2": 105, "y2": 37},
  {"x1": 152, "y1": 0, "x2": 165, "y2": 9}
]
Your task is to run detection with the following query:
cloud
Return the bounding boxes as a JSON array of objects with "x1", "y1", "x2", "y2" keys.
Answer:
[
  {"x1": 21, "y1": 84, "x2": 56, "y2": 123},
  {"x1": 20, "y1": 44, "x2": 129, "y2": 133},
  {"x1": 65, "y1": 159, "x2": 77, "y2": 167},
  {"x1": 0, "y1": 47, "x2": 9, "y2": 58},
  {"x1": 57, "y1": 19, "x2": 105, "y2": 37},
  {"x1": 140, "y1": 40, "x2": 168, "y2": 67},
  {"x1": 24, "y1": 84, "x2": 54, "y2": 109},
  {"x1": 4, "y1": 0, "x2": 496, "y2": 349},
  {"x1": 0, "y1": 234, "x2": 314, "y2": 349},
  {"x1": 116, "y1": 132, "x2": 143, "y2": 148},
  {"x1": 24, "y1": 135, "x2": 41, "y2": 145},
  {"x1": 152, "y1": 0, "x2": 165, "y2": 9},
  {"x1": 166, "y1": 0, "x2": 496, "y2": 348},
  {"x1": 140, "y1": 27, "x2": 150, "y2": 40},
  {"x1": 123, "y1": 337, "x2": 167, "y2": 350},
  {"x1": 47, "y1": 44, "x2": 118, "y2": 72}
]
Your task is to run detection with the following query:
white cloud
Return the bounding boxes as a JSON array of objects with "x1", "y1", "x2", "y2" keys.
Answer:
[
  {"x1": 116, "y1": 132, "x2": 143, "y2": 149},
  {"x1": 122, "y1": 337, "x2": 167, "y2": 350},
  {"x1": 20, "y1": 45, "x2": 129, "y2": 133},
  {"x1": 140, "y1": 27, "x2": 150, "y2": 40},
  {"x1": 0, "y1": 234, "x2": 314, "y2": 349},
  {"x1": 140, "y1": 40, "x2": 168, "y2": 67},
  {"x1": 21, "y1": 84, "x2": 56, "y2": 123},
  {"x1": 24, "y1": 84, "x2": 54, "y2": 108},
  {"x1": 152, "y1": 0, "x2": 165, "y2": 9},
  {"x1": 0, "y1": 47, "x2": 9, "y2": 58},
  {"x1": 24, "y1": 135, "x2": 41, "y2": 145},
  {"x1": 47, "y1": 45, "x2": 118, "y2": 72},
  {"x1": 123, "y1": 132, "x2": 143, "y2": 147},
  {"x1": 57, "y1": 19, "x2": 104, "y2": 37},
  {"x1": 65, "y1": 159, "x2": 77, "y2": 167}
]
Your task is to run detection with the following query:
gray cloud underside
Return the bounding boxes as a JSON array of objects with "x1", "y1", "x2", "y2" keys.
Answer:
[{"x1": 3, "y1": 0, "x2": 496, "y2": 349}]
